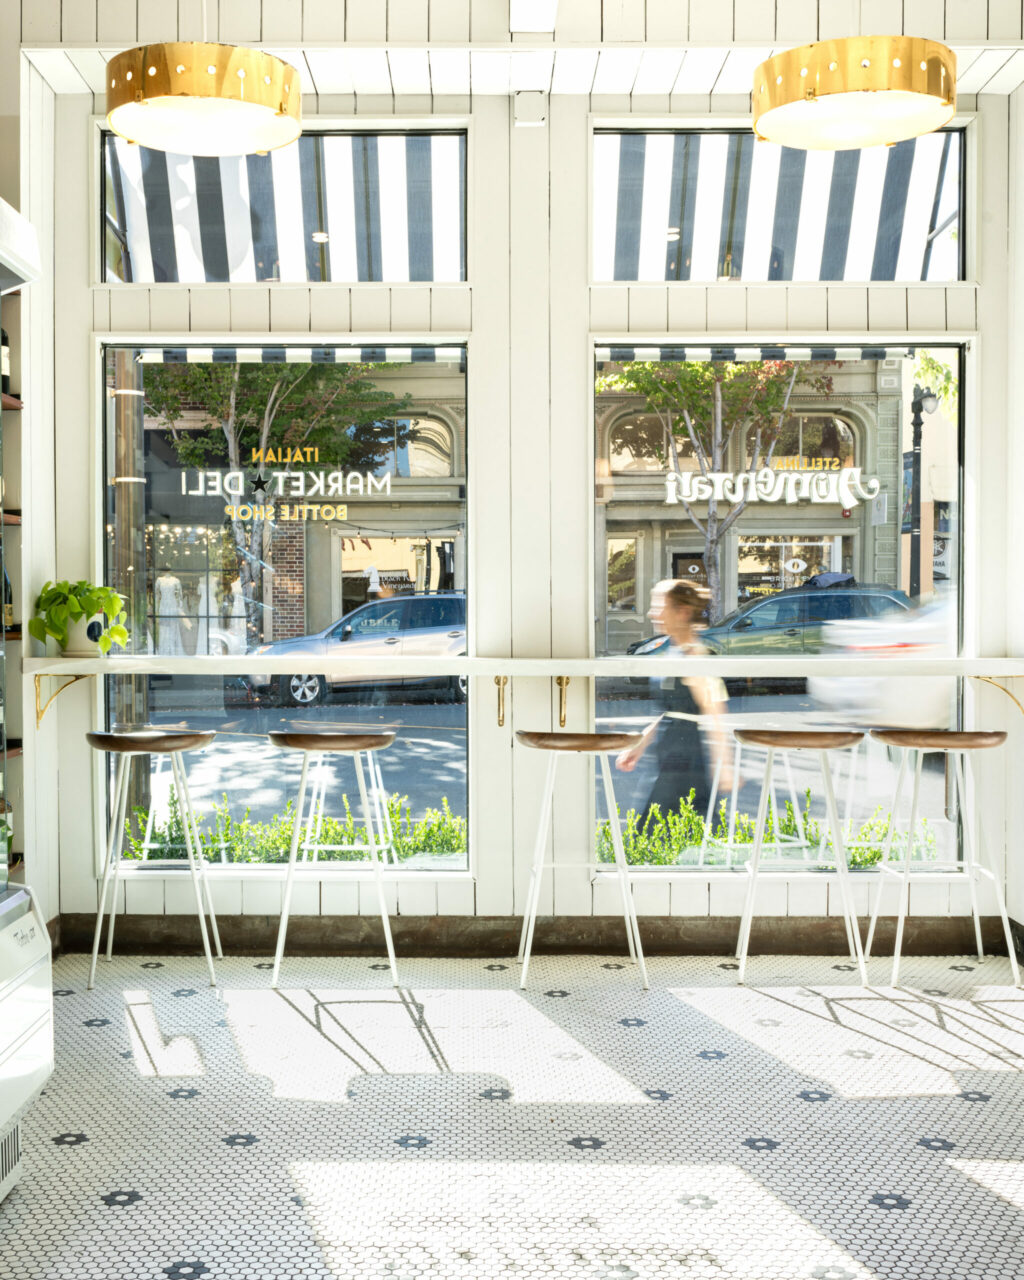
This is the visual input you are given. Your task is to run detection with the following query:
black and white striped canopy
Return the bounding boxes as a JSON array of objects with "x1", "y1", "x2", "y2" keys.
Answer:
[
  {"x1": 595, "y1": 345, "x2": 915, "y2": 364},
  {"x1": 134, "y1": 345, "x2": 465, "y2": 365},
  {"x1": 105, "y1": 132, "x2": 466, "y2": 285},
  {"x1": 593, "y1": 130, "x2": 962, "y2": 283}
]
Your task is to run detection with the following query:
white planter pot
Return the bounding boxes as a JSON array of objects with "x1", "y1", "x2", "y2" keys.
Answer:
[{"x1": 63, "y1": 613, "x2": 104, "y2": 657}]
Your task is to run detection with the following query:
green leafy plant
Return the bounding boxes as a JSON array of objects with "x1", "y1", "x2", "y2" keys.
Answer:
[
  {"x1": 29, "y1": 580, "x2": 130, "y2": 653},
  {"x1": 124, "y1": 792, "x2": 467, "y2": 864}
]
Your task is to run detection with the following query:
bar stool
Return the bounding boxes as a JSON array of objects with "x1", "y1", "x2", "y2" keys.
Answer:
[
  {"x1": 86, "y1": 729, "x2": 222, "y2": 990},
  {"x1": 515, "y1": 730, "x2": 648, "y2": 990},
  {"x1": 268, "y1": 731, "x2": 399, "y2": 989},
  {"x1": 734, "y1": 729, "x2": 867, "y2": 985},
  {"x1": 865, "y1": 729, "x2": 1020, "y2": 987}
]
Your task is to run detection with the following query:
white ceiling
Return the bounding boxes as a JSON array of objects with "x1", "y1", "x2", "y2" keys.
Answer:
[{"x1": 23, "y1": 43, "x2": 1024, "y2": 100}]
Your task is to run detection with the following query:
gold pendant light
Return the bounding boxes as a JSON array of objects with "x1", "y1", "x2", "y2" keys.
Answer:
[
  {"x1": 107, "y1": 42, "x2": 302, "y2": 156},
  {"x1": 753, "y1": 36, "x2": 956, "y2": 151}
]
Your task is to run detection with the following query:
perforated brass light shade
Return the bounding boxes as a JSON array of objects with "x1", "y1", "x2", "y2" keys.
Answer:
[
  {"x1": 753, "y1": 36, "x2": 956, "y2": 151},
  {"x1": 106, "y1": 42, "x2": 302, "y2": 156}
]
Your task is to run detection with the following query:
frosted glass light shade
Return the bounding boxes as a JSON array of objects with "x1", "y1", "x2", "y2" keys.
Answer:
[
  {"x1": 107, "y1": 42, "x2": 302, "y2": 157},
  {"x1": 753, "y1": 37, "x2": 956, "y2": 151}
]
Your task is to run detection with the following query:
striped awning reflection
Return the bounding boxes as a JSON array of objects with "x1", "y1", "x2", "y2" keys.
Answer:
[
  {"x1": 593, "y1": 130, "x2": 962, "y2": 283},
  {"x1": 133, "y1": 346, "x2": 465, "y2": 365},
  {"x1": 105, "y1": 132, "x2": 467, "y2": 285},
  {"x1": 594, "y1": 345, "x2": 915, "y2": 363}
]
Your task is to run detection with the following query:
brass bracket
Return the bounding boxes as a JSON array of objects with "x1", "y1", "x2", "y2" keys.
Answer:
[
  {"x1": 35, "y1": 673, "x2": 95, "y2": 728},
  {"x1": 556, "y1": 675, "x2": 570, "y2": 728},
  {"x1": 494, "y1": 675, "x2": 508, "y2": 727},
  {"x1": 969, "y1": 675, "x2": 1024, "y2": 717}
]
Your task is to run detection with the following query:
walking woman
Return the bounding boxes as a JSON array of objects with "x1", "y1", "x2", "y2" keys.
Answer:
[{"x1": 616, "y1": 580, "x2": 729, "y2": 824}]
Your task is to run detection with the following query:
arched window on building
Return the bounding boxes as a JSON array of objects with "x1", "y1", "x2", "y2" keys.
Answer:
[
  {"x1": 347, "y1": 417, "x2": 455, "y2": 478},
  {"x1": 609, "y1": 414, "x2": 697, "y2": 473},
  {"x1": 745, "y1": 414, "x2": 857, "y2": 469},
  {"x1": 403, "y1": 417, "x2": 455, "y2": 477}
]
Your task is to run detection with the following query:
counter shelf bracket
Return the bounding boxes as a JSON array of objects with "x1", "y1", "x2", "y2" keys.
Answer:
[
  {"x1": 34, "y1": 672, "x2": 95, "y2": 728},
  {"x1": 556, "y1": 675, "x2": 570, "y2": 728},
  {"x1": 969, "y1": 675, "x2": 1024, "y2": 718},
  {"x1": 494, "y1": 675, "x2": 508, "y2": 727}
]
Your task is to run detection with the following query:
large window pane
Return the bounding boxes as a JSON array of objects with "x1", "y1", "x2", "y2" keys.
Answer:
[
  {"x1": 595, "y1": 346, "x2": 961, "y2": 866},
  {"x1": 103, "y1": 131, "x2": 467, "y2": 284},
  {"x1": 593, "y1": 130, "x2": 964, "y2": 283},
  {"x1": 103, "y1": 345, "x2": 467, "y2": 869}
]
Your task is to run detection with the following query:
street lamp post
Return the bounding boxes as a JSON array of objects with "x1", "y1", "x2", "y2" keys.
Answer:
[{"x1": 909, "y1": 383, "x2": 938, "y2": 599}]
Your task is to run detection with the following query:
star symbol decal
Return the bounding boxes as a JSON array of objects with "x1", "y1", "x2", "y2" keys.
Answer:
[{"x1": 250, "y1": 472, "x2": 269, "y2": 498}]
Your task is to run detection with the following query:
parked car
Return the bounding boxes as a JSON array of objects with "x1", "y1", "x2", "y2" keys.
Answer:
[
  {"x1": 249, "y1": 590, "x2": 467, "y2": 706},
  {"x1": 807, "y1": 598, "x2": 955, "y2": 728},
  {"x1": 700, "y1": 577, "x2": 913, "y2": 655}
]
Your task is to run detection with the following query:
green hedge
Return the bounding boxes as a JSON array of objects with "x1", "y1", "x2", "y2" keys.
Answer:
[{"x1": 125, "y1": 787, "x2": 934, "y2": 868}]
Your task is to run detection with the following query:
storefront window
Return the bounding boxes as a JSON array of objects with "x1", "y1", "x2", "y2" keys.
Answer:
[
  {"x1": 594, "y1": 129, "x2": 963, "y2": 283},
  {"x1": 103, "y1": 345, "x2": 468, "y2": 869},
  {"x1": 607, "y1": 537, "x2": 638, "y2": 612},
  {"x1": 102, "y1": 131, "x2": 467, "y2": 284},
  {"x1": 594, "y1": 345, "x2": 961, "y2": 868}
]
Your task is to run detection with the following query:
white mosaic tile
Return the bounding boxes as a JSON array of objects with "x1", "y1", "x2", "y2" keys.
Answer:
[{"x1": 0, "y1": 952, "x2": 1022, "y2": 1279}]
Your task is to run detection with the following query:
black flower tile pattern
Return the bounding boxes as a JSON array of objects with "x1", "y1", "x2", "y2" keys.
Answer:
[
  {"x1": 544, "y1": 989, "x2": 570, "y2": 998},
  {"x1": 140, "y1": 961, "x2": 164, "y2": 970},
  {"x1": 83, "y1": 1017, "x2": 110, "y2": 1028},
  {"x1": 918, "y1": 1137, "x2": 956, "y2": 1152},
  {"x1": 8, "y1": 952, "x2": 1024, "y2": 1280},
  {"x1": 742, "y1": 1137, "x2": 780, "y2": 1152},
  {"x1": 601, "y1": 963, "x2": 625, "y2": 970},
  {"x1": 869, "y1": 1194, "x2": 911, "y2": 1210},
  {"x1": 100, "y1": 1190, "x2": 142, "y2": 1207},
  {"x1": 51, "y1": 1133, "x2": 88, "y2": 1146},
  {"x1": 52, "y1": 989, "x2": 75, "y2": 997},
  {"x1": 253, "y1": 962, "x2": 273, "y2": 970},
  {"x1": 171, "y1": 988, "x2": 198, "y2": 998},
  {"x1": 484, "y1": 964, "x2": 508, "y2": 972},
  {"x1": 618, "y1": 1017, "x2": 645, "y2": 1027}
]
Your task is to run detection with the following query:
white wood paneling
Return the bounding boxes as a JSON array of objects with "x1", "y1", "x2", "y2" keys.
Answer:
[
  {"x1": 867, "y1": 287, "x2": 909, "y2": 332},
  {"x1": 734, "y1": 0, "x2": 776, "y2": 42},
  {"x1": 302, "y1": 0, "x2": 345, "y2": 42},
  {"x1": 945, "y1": 3, "x2": 990, "y2": 42},
  {"x1": 645, "y1": 0, "x2": 689, "y2": 42},
  {"x1": 349, "y1": 287, "x2": 391, "y2": 331},
  {"x1": 347, "y1": 0, "x2": 388, "y2": 42},
  {"x1": 109, "y1": 288, "x2": 151, "y2": 332},
  {"x1": 706, "y1": 284, "x2": 747, "y2": 331},
  {"x1": 96, "y1": 0, "x2": 137, "y2": 44},
  {"x1": 309, "y1": 287, "x2": 352, "y2": 331},
  {"x1": 388, "y1": 0, "x2": 430, "y2": 42},
  {"x1": 603, "y1": 0, "x2": 646, "y2": 43},
  {"x1": 688, "y1": 8, "x2": 735, "y2": 45},
  {"x1": 555, "y1": 0, "x2": 602, "y2": 42},
  {"x1": 430, "y1": 0, "x2": 472, "y2": 41},
  {"x1": 269, "y1": 286, "x2": 311, "y2": 331},
  {"x1": 149, "y1": 287, "x2": 192, "y2": 333},
  {"x1": 261, "y1": 0, "x2": 303, "y2": 43},
  {"x1": 903, "y1": 0, "x2": 945, "y2": 40},
  {"x1": 23, "y1": 51, "x2": 91, "y2": 93},
  {"x1": 230, "y1": 287, "x2": 271, "y2": 332},
  {"x1": 429, "y1": 286, "x2": 471, "y2": 330},
  {"x1": 958, "y1": 49, "x2": 1017, "y2": 93},
  {"x1": 627, "y1": 285, "x2": 667, "y2": 330},
  {"x1": 188, "y1": 287, "x2": 231, "y2": 330},
  {"x1": 775, "y1": 0, "x2": 819, "y2": 43},
  {"x1": 987, "y1": 0, "x2": 1023, "y2": 41}
]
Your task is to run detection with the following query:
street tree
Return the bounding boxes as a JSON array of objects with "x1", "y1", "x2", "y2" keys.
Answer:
[
  {"x1": 143, "y1": 360, "x2": 412, "y2": 641},
  {"x1": 596, "y1": 360, "x2": 834, "y2": 622}
]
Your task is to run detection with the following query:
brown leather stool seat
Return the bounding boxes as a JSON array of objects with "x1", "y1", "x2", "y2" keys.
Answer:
[
  {"x1": 870, "y1": 729, "x2": 1006, "y2": 751},
  {"x1": 268, "y1": 731, "x2": 395, "y2": 752},
  {"x1": 734, "y1": 729, "x2": 865, "y2": 751},
  {"x1": 87, "y1": 729, "x2": 217, "y2": 754},
  {"x1": 516, "y1": 730, "x2": 641, "y2": 753}
]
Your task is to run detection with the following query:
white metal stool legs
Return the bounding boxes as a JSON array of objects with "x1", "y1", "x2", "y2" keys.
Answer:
[
  {"x1": 865, "y1": 747, "x2": 908, "y2": 958},
  {"x1": 956, "y1": 753, "x2": 1021, "y2": 987},
  {"x1": 272, "y1": 750, "x2": 312, "y2": 989},
  {"x1": 177, "y1": 757, "x2": 224, "y2": 960},
  {"x1": 599, "y1": 753, "x2": 647, "y2": 988},
  {"x1": 736, "y1": 749, "x2": 773, "y2": 983},
  {"x1": 354, "y1": 750, "x2": 400, "y2": 987},
  {"x1": 819, "y1": 750, "x2": 867, "y2": 984},
  {"x1": 890, "y1": 750, "x2": 924, "y2": 987},
  {"x1": 170, "y1": 752, "x2": 219, "y2": 987},
  {"x1": 88, "y1": 753, "x2": 130, "y2": 990},
  {"x1": 518, "y1": 753, "x2": 558, "y2": 988}
]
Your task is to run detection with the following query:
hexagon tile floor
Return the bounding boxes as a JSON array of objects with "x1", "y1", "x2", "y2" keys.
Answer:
[{"x1": 2, "y1": 954, "x2": 1024, "y2": 1280}]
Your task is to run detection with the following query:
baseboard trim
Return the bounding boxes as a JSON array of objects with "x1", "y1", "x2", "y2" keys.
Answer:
[{"x1": 57, "y1": 913, "x2": 1022, "y2": 959}]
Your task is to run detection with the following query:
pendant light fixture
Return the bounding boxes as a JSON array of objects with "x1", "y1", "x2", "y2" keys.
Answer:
[
  {"x1": 753, "y1": 37, "x2": 955, "y2": 150},
  {"x1": 106, "y1": 41, "x2": 302, "y2": 156}
]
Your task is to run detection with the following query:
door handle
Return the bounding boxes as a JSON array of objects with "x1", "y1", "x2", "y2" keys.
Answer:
[
  {"x1": 784, "y1": 628, "x2": 798, "y2": 636},
  {"x1": 384, "y1": 636, "x2": 400, "y2": 644},
  {"x1": 447, "y1": 630, "x2": 463, "y2": 637}
]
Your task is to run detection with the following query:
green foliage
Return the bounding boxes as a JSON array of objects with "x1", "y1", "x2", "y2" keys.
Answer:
[
  {"x1": 124, "y1": 792, "x2": 467, "y2": 863},
  {"x1": 596, "y1": 790, "x2": 937, "y2": 869},
  {"x1": 29, "y1": 579, "x2": 129, "y2": 653},
  {"x1": 913, "y1": 349, "x2": 958, "y2": 420},
  {"x1": 141, "y1": 360, "x2": 416, "y2": 471}
]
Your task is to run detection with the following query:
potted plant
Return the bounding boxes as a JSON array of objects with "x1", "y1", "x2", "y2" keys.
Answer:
[{"x1": 29, "y1": 580, "x2": 130, "y2": 655}]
